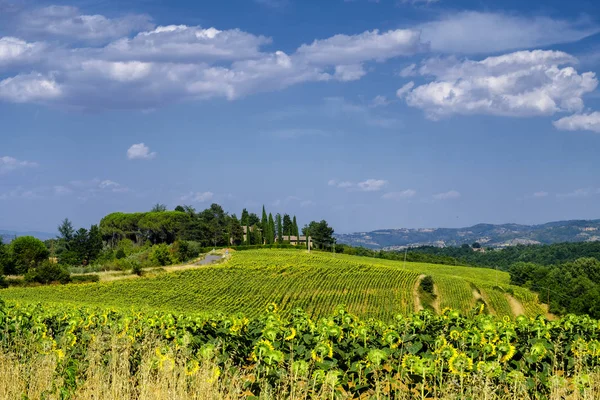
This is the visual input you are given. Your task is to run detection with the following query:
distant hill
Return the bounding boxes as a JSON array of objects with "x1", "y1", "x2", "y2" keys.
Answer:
[
  {"x1": 335, "y1": 219, "x2": 600, "y2": 250},
  {"x1": 0, "y1": 230, "x2": 56, "y2": 243}
]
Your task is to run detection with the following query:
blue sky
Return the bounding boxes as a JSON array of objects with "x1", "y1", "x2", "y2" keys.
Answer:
[{"x1": 1, "y1": 0, "x2": 600, "y2": 234}]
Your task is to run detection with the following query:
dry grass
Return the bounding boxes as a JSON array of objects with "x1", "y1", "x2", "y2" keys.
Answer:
[{"x1": 1, "y1": 333, "x2": 599, "y2": 400}]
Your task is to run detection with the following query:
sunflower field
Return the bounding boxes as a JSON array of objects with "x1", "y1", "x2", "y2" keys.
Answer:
[
  {"x1": 1, "y1": 299, "x2": 599, "y2": 399},
  {"x1": 0, "y1": 250, "x2": 545, "y2": 320}
]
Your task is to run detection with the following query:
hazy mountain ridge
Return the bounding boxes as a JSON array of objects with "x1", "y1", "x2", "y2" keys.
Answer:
[
  {"x1": 335, "y1": 219, "x2": 600, "y2": 250},
  {"x1": 0, "y1": 230, "x2": 56, "y2": 243}
]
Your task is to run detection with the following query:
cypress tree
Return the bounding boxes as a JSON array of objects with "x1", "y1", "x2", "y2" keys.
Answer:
[
  {"x1": 292, "y1": 216, "x2": 299, "y2": 243},
  {"x1": 261, "y1": 206, "x2": 268, "y2": 244},
  {"x1": 276, "y1": 214, "x2": 283, "y2": 243},
  {"x1": 268, "y1": 213, "x2": 275, "y2": 244},
  {"x1": 241, "y1": 208, "x2": 249, "y2": 226}
]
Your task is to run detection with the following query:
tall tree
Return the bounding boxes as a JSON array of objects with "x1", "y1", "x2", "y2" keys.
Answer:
[
  {"x1": 10, "y1": 236, "x2": 49, "y2": 274},
  {"x1": 261, "y1": 206, "x2": 268, "y2": 245},
  {"x1": 229, "y1": 215, "x2": 244, "y2": 245},
  {"x1": 151, "y1": 203, "x2": 167, "y2": 212},
  {"x1": 268, "y1": 213, "x2": 275, "y2": 244},
  {"x1": 174, "y1": 205, "x2": 186, "y2": 212},
  {"x1": 276, "y1": 214, "x2": 283, "y2": 243},
  {"x1": 303, "y1": 220, "x2": 335, "y2": 249},
  {"x1": 248, "y1": 213, "x2": 260, "y2": 226},
  {"x1": 241, "y1": 208, "x2": 249, "y2": 226},
  {"x1": 58, "y1": 218, "x2": 75, "y2": 244},
  {"x1": 292, "y1": 216, "x2": 299, "y2": 241},
  {"x1": 88, "y1": 225, "x2": 103, "y2": 262},
  {"x1": 282, "y1": 214, "x2": 293, "y2": 236},
  {"x1": 71, "y1": 228, "x2": 89, "y2": 264}
]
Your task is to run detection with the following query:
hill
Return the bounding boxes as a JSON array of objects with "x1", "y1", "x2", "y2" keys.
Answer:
[
  {"x1": 0, "y1": 229, "x2": 56, "y2": 243},
  {"x1": 335, "y1": 219, "x2": 600, "y2": 249},
  {"x1": 0, "y1": 249, "x2": 545, "y2": 320}
]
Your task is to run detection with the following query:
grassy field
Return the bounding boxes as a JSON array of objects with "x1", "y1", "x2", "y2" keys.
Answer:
[{"x1": 0, "y1": 249, "x2": 544, "y2": 319}]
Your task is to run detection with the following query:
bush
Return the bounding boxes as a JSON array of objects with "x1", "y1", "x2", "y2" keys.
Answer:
[
  {"x1": 131, "y1": 261, "x2": 143, "y2": 276},
  {"x1": 420, "y1": 276, "x2": 435, "y2": 295},
  {"x1": 24, "y1": 261, "x2": 71, "y2": 284},
  {"x1": 115, "y1": 248, "x2": 126, "y2": 260},
  {"x1": 150, "y1": 244, "x2": 173, "y2": 266},
  {"x1": 71, "y1": 275, "x2": 100, "y2": 283}
]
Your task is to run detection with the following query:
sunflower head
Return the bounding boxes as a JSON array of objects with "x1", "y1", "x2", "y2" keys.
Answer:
[
  {"x1": 311, "y1": 341, "x2": 333, "y2": 362},
  {"x1": 448, "y1": 353, "x2": 473, "y2": 376},
  {"x1": 476, "y1": 361, "x2": 502, "y2": 378},
  {"x1": 367, "y1": 348, "x2": 388, "y2": 367},
  {"x1": 291, "y1": 360, "x2": 309, "y2": 376},
  {"x1": 252, "y1": 340, "x2": 275, "y2": 361},
  {"x1": 497, "y1": 341, "x2": 516, "y2": 363}
]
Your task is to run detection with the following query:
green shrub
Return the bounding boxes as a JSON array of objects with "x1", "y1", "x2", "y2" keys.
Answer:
[
  {"x1": 150, "y1": 244, "x2": 173, "y2": 266},
  {"x1": 420, "y1": 276, "x2": 435, "y2": 295},
  {"x1": 4, "y1": 277, "x2": 25, "y2": 287},
  {"x1": 24, "y1": 261, "x2": 71, "y2": 284},
  {"x1": 131, "y1": 261, "x2": 143, "y2": 276},
  {"x1": 115, "y1": 248, "x2": 126, "y2": 260}
]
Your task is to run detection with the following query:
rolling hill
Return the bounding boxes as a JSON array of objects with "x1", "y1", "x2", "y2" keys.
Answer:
[
  {"x1": 0, "y1": 249, "x2": 545, "y2": 320},
  {"x1": 335, "y1": 219, "x2": 600, "y2": 250}
]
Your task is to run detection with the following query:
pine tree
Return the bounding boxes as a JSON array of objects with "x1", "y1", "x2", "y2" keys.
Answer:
[
  {"x1": 241, "y1": 209, "x2": 249, "y2": 226},
  {"x1": 276, "y1": 214, "x2": 283, "y2": 243},
  {"x1": 282, "y1": 214, "x2": 292, "y2": 236},
  {"x1": 292, "y1": 216, "x2": 299, "y2": 243},
  {"x1": 261, "y1": 206, "x2": 268, "y2": 244},
  {"x1": 268, "y1": 213, "x2": 275, "y2": 244}
]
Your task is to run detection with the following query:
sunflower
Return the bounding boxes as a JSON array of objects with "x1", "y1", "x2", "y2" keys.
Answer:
[
  {"x1": 401, "y1": 354, "x2": 423, "y2": 374},
  {"x1": 266, "y1": 303, "x2": 279, "y2": 313},
  {"x1": 311, "y1": 341, "x2": 333, "y2": 362},
  {"x1": 252, "y1": 340, "x2": 275, "y2": 361},
  {"x1": 497, "y1": 342, "x2": 516, "y2": 363},
  {"x1": 476, "y1": 361, "x2": 502, "y2": 378},
  {"x1": 528, "y1": 341, "x2": 548, "y2": 362},
  {"x1": 291, "y1": 360, "x2": 309, "y2": 376},
  {"x1": 284, "y1": 327, "x2": 297, "y2": 341},
  {"x1": 587, "y1": 340, "x2": 600, "y2": 357},
  {"x1": 383, "y1": 330, "x2": 401, "y2": 348},
  {"x1": 436, "y1": 344, "x2": 458, "y2": 360},
  {"x1": 367, "y1": 348, "x2": 388, "y2": 367},
  {"x1": 572, "y1": 338, "x2": 589, "y2": 358},
  {"x1": 449, "y1": 329, "x2": 461, "y2": 341},
  {"x1": 481, "y1": 343, "x2": 496, "y2": 358},
  {"x1": 185, "y1": 360, "x2": 200, "y2": 376},
  {"x1": 448, "y1": 353, "x2": 473, "y2": 376}
]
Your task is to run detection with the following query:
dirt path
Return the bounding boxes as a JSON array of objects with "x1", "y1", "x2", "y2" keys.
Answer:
[
  {"x1": 413, "y1": 274, "x2": 426, "y2": 312},
  {"x1": 432, "y1": 284, "x2": 441, "y2": 314},
  {"x1": 505, "y1": 293, "x2": 525, "y2": 317},
  {"x1": 540, "y1": 303, "x2": 558, "y2": 320}
]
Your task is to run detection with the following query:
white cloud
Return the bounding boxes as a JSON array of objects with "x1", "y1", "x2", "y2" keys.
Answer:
[
  {"x1": 0, "y1": 17, "x2": 426, "y2": 110},
  {"x1": 357, "y1": 179, "x2": 388, "y2": 192},
  {"x1": 104, "y1": 25, "x2": 271, "y2": 62},
  {"x1": 370, "y1": 95, "x2": 390, "y2": 107},
  {"x1": 396, "y1": 81, "x2": 414, "y2": 98},
  {"x1": 53, "y1": 185, "x2": 72, "y2": 196},
  {"x1": 18, "y1": 6, "x2": 153, "y2": 43},
  {"x1": 419, "y1": 12, "x2": 599, "y2": 54},
  {"x1": 404, "y1": 50, "x2": 598, "y2": 119},
  {"x1": 127, "y1": 143, "x2": 156, "y2": 160},
  {"x1": 334, "y1": 64, "x2": 366, "y2": 81},
  {"x1": 381, "y1": 189, "x2": 416, "y2": 200},
  {"x1": 553, "y1": 112, "x2": 600, "y2": 133},
  {"x1": 0, "y1": 73, "x2": 62, "y2": 103},
  {"x1": 328, "y1": 179, "x2": 387, "y2": 191},
  {"x1": 0, "y1": 156, "x2": 37, "y2": 174},
  {"x1": 433, "y1": 190, "x2": 461, "y2": 200},
  {"x1": 180, "y1": 191, "x2": 214, "y2": 203},
  {"x1": 557, "y1": 188, "x2": 592, "y2": 198},
  {"x1": 323, "y1": 97, "x2": 400, "y2": 128},
  {"x1": 0, "y1": 37, "x2": 45, "y2": 67},
  {"x1": 533, "y1": 191, "x2": 549, "y2": 198},
  {"x1": 295, "y1": 29, "x2": 427, "y2": 66}
]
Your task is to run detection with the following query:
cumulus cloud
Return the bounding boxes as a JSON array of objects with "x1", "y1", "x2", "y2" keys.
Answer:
[
  {"x1": 433, "y1": 190, "x2": 461, "y2": 200},
  {"x1": 533, "y1": 191, "x2": 549, "y2": 198},
  {"x1": 127, "y1": 143, "x2": 156, "y2": 160},
  {"x1": 329, "y1": 179, "x2": 387, "y2": 192},
  {"x1": 0, "y1": 156, "x2": 37, "y2": 173},
  {"x1": 0, "y1": 12, "x2": 427, "y2": 110},
  {"x1": 557, "y1": 188, "x2": 593, "y2": 198},
  {"x1": 180, "y1": 191, "x2": 214, "y2": 203},
  {"x1": 381, "y1": 189, "x2": 416, "y2": 200},
  {"x1": 396, "y1": 81, "x2": 414, "y2": 98},
  {"x1": 553, "y1": 112, "x2": 600, "y2": 133},
  {"x1": 0, "y1": 37, "x2": 45, "y2": 68},
  {"x1": 419, "y1": 12, "x2": 599, "y2": 54},
  {"x1": 18, "y1": 6, "x2": 153, "y2": 43},
  {"x1": 403, "y1": 50, "x2": 598, "y2": 119}
]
